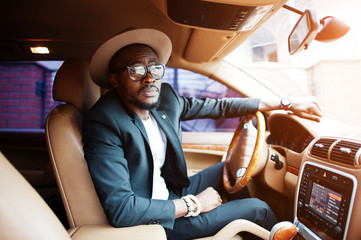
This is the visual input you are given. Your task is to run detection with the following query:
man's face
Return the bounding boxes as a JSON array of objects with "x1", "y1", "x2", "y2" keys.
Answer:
[{"x1": 110, "y1": 45, "x2": 162, "y2": 111}]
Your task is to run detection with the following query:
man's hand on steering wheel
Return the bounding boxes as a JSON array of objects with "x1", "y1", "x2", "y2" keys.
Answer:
[{"x1": 258, "y1": 96, "x2": 323, "y2": 122}]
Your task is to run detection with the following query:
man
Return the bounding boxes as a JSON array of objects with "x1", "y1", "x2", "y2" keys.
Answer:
[{"x1": 83, "y1": 28, "x2": 322, "y2": 239}]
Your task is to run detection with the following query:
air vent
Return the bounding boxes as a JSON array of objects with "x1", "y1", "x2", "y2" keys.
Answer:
[
  {"x1": 310, "y1": 138, "x2": 336, "y2": 159},
  {"x1": 330, "y1": 140, "x2": 361, "y2": 166}
]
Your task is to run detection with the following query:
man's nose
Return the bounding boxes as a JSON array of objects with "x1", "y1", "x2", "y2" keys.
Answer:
[{"x1": 142, "y1": 72, "x2": 156, "y2": 84}]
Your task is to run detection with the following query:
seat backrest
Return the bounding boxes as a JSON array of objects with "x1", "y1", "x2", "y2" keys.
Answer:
[
  {"x1": 45, "y1": 58, "x2": 108, "y2": 228},
  {"x1": 0, "y1": 151, "x2": 71, "y2": 240}
]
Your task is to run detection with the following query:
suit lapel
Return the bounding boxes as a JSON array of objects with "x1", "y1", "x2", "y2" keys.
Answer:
[
  {"x1": 133, "y1": 116, "x2": 149, "y2": 143},
  {"x1": 151, "y1": 109, "x2": 188, "y2": 175},
  {"x1": 151, "y1": 109, "x2": 180, "y2": 150},
  {"x1": 128, "y1": 107, "x2": 188, "y2": 182}
]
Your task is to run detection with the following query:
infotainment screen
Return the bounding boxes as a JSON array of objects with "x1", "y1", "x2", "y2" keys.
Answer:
[
  {"x1": 309, "y1": 182, "x2": 342, "y2": 224},
  {"x1": 295, "y1": 162, "x2": 356, "y2": 240}
]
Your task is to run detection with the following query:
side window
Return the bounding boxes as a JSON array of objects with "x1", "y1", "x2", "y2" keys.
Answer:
[
  {"x1": 0, "y1": 63, "x2": 242, "y2": 132},
  {"x1": 163, "y1": 67, "x2": 243, "y2": 132},
  {"x1": 0, "y1": 61, "x2": 62, "y2": 129}
]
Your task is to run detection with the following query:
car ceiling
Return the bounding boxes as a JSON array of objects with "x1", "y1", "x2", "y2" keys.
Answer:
[{"x1": 1, "y1": 0, "x2": 288, "y2": 69}]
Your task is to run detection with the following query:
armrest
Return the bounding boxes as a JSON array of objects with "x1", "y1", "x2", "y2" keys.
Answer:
[
  {"x1": 209, "y1": 219, "x2": 270, "y2": 240},
  {"x1": 68, "y1": 224, "x2": 166, "y2": 240}
]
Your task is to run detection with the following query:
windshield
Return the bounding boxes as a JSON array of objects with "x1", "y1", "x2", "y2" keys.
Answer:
[{"x1": 225, "y1": 0, "x2": 361, "y2": 128}]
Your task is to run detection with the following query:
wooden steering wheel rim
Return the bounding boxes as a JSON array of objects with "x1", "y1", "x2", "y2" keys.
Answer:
[{"x1": 223, "y1": 111, "x2": 266, "y2": 194}]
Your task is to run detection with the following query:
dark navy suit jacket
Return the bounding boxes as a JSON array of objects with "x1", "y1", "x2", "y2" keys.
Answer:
[{"x1": 82, "y1": 83, "x2": 259, "y2": 230}]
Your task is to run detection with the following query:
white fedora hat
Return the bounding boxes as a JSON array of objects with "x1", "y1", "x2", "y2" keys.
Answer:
[{"x1": 89, "y1": 28, "x2": 172, "y2": 89}]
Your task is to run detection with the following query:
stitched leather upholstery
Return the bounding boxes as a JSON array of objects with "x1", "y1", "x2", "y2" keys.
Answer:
[
  {"x1": 46, "y1": 58, "x2": 107, "y2": 228},
  {"x1": 0, "y1": 152, "x2": 71, "y2": 240},
  {"x1": 0, "y1": 151, "x2": 167, "y2": 240}
]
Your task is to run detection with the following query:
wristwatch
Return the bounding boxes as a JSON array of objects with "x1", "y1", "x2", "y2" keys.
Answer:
[{"x1": 280, "y1": 97, "x2": 293, "y2": 110}]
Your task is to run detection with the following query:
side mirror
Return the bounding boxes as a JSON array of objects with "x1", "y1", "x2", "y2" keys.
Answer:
[
  {"x1": 288, "y1": 9, "x2": 319, "y2": 55},
  {"x1": 315, "y1": 16, "x2": 350, "y2": 43}
]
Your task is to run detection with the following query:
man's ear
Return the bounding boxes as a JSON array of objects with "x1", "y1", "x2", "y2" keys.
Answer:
[{"x1": 110, "y1": 74, "x2": 119, "y2": 88}]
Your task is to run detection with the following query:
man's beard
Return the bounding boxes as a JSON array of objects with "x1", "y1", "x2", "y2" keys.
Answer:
[
  {"x1": 117, "y1": 83, "x2": 161, "y2": 110},
  {"x1": 133, "y1": 85, "x2": 161, "y2": 110},
  {"x1": 133, "y1": 97, "x2": 160, "y2": 110}
]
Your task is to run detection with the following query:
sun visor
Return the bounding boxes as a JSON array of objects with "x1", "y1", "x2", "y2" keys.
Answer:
[
  {"x1": 166, "y1": 0, "x2": 276, "y2": 32},
  {"x1": 164, "y1": 0, "x2": 287, "y2": 63}
]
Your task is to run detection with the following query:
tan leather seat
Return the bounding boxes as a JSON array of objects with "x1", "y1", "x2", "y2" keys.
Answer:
[
  {"x1": 0, "y1": 151, "x2": 167, "y2": 240},
  {"x1": 46, "y1": 58, "x2": 107, "y2": 227},
  {"x1": 0, "y1": 151, "x2": 71, "y2": 240},
  {"x1": 44, "y1": 58, "x2": 272, "y2": 240}
]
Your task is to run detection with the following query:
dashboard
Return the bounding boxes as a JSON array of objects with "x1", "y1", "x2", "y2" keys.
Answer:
[
  {"x1": 266, "y1": 113, "x2": 314, "y2": 153},
  {"x1": 264, "y1": 112, "x2": 361, "y2": 239}
]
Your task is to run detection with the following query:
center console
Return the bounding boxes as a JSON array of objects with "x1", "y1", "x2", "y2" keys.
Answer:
[{"x1": 294, "y1": 162, "x2": 357, "y2": 240}]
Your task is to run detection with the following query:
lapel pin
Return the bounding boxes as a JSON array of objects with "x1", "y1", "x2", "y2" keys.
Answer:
[{"x1": 161, "y1": 115, "x2": 166, "y2": 119}]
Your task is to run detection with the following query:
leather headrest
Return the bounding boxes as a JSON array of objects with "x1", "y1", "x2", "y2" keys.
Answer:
[{"x1": 53, "y1": 58, "x2": 101, "y2": 114}]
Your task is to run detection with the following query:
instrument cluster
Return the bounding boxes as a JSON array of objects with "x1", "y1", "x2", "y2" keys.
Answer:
[{"x1": 266, "y1": 114, "x2": 314, "y2": 153}]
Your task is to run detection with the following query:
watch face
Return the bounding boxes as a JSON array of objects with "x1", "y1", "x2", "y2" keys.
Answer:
[
  {"x1": 281, "y1": 97, "x2": 292, "y2": 110},
  {"x1": 282, "y1": 97, "x2": 291, "y2": 106}
]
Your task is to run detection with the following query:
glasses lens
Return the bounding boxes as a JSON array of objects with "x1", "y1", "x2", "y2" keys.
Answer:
[
  {"x1": 127, "y1": 64, "x2": 164, "y2": 81},
  {"x1": 149, "y1": 64, "x2": 164, "y2": 80},
  {"x1": 127, "y1": 65, "x2": 146, "y2": 81}
]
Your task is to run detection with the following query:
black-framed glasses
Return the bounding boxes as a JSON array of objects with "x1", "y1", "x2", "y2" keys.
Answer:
[{"x1": 119, "y1": 63, "x2": 165, "y2": 82}]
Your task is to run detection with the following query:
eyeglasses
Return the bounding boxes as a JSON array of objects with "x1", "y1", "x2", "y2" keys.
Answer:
[{"x1": 118, "y1": 63, "x2": 165, "y2": 82}]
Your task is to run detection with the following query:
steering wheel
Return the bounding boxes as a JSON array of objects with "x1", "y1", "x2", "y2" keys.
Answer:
[{"x1": 223, "y1": 111, "x2": 266, "y2": 194}]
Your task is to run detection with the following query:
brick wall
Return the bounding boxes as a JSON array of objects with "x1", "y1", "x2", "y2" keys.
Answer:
[{"x1": 0, "y1": 62, "x2": 57, "y2": 129}]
